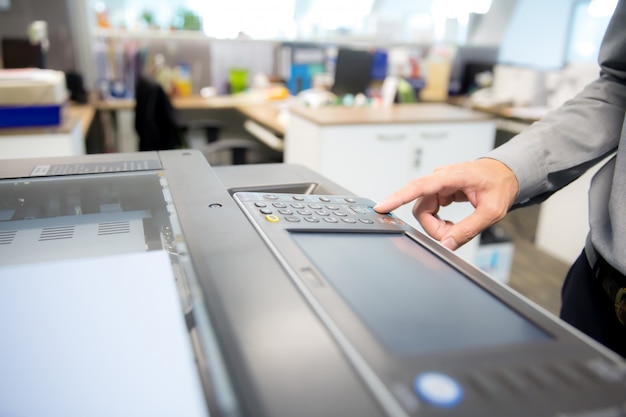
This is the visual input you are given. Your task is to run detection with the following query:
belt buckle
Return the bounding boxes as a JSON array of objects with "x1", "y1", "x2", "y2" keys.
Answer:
[{"x1": 615, "y1": 287, "x2": 626, "y2": 325}]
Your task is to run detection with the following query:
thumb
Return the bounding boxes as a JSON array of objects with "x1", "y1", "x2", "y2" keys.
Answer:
[{"x1": 439, "y1": 210, "x2": 491, "y2": 251}]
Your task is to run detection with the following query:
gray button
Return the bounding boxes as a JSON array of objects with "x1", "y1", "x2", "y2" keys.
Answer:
[
  {"x1": 291, "y1": 203, "x2": 305, "y2": 209},
  {"x1": 358, "y1": 218, "x2": 374, "y2": 224},
  {"x1": 292, "y1": 195, "x2": 305, "y2": 201},
  {"x1": 341, "y1": 217, "x2": 357, "y2": 223},
  {"x1": 278, "y1": 209, "x2": 293, "y2": 215},
  {"x1": 319, "y1": 197, "x2": 331, "y2": 202},
  {"x1": 304, "y1": 216, "x2": 320, "y2": 223},
  {"x1": 272, "y1": 202, "x2": 287, "y2": 208},
  {"x1": 315, "y1": 210, "x2": 330, "y2": 216},
  {"x1": 297, "y1": 209, "x2": 312, "y2": 215},
  {"x1": 284, "y1": 216, "x2": 301, "y2": 222},
  {"x1": 323, "y1": 217, "x2": 338, "y2": 223},
  {"x1": 254, "y1": 202, "x2": 267, "y2": 207},
  {"x1": 334, "y1": 211, "x2": 348, "y2": 217},
  {"x1": 260, "y1": 208, "x2": 273, "y2": 214},
  {"x1": 350, "y1": 205, "x2": 367, "y2": 214},
  {"x1": 345, "y1": 197, "x2": 357, "y2": 203}
]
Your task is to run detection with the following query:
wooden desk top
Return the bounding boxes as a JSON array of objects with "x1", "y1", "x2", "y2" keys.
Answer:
[
  {"x1": 288, "y1": 103, "x2": 494, "y2": 126},
  {"x1": 237, "y1": 105, "x2": 286, "y2": 135},
  {"x1": 97, "y1": 93, "x2": 280, "y2": 111},
  {"x1": 448, "y1": 96, "x2": 544, "y2": 124},
  {"x1": 0, "y1": 104, "x2": 95, "y2": 137}
]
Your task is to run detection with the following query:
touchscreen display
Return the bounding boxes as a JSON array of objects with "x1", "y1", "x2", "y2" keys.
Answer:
[{"x1": 292, "y1": 233, "x2": 550, "y2": 356}]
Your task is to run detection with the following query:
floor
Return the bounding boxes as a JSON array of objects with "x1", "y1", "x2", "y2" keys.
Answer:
[{"x1": 496, "y1": 204, "x2": 570, "y2": 317}]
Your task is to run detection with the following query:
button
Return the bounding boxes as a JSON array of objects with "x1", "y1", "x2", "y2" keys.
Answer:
[
  {"x1": 265, "y1": 214, "x2": 280, "y2": 223},
  {"x1": 344, "y1": 197, "x2": 357, "y2": 203},
  {"x1": 413, "y1": 372, "x2": 463, "y2": 408},
  {"x1": 254, "y1": 202, "x2": 267, "y2": 207},
  {"x1": 304, "y1": 216, "x2": 320, "y2": 223},
  {"x1": 291, "y1": 203, "x2": 305, "y2": 209},
  {"x1": 315, "y1": 210, "x2": 330, "y2": 216},
  {"x1": 284, "y1": 216, "x2": 300, "y2": 222},
  {"x1": 358, "y1": 218, "x2": 374, "y2": 224},
  {"x1": 382, "y1": 217, "x2": 406, "y2": 226},
  {"x1": 272, "y1": 202, "x2": 287, "y2": 208},
  {"x1": 333, "y1": 211, "x2": 348, "y2": 217},
  {"x1": 263, "y1": 194, "x2": 278, "y2": 200},
  {"x1": 325, "y1": 204, "x2": 339, "y2": 210},
  {"x1": 323, "y1": 217, "x2": 338, "y2": 223},
  {"x1": 259, "y1": 208, "x2": 273, "y2": 214},
  {"x1": 319, "y1": 197, "x2": 331, "y2": 202},
  {"x1": 308, "y1": 203, "x2": 322, "y2": 210},
  {"x1": 350, "y1": 206, "x2": 367, "y2": 214},
  {"x1": 341, "y1": 217, "x2": 357, "y2": 223},
  {"x1": 297, "y1": 209, "x2": 312, "y2": 215},
  {"x1": 278, "y1": 209, "x2": 293, "y2": 215},
  {"x1": 292, "y1": 195, "x2": 305, "y2": 201},
  {"x1": 369, "y1": 206, "x2": 391, "y2": 216}
]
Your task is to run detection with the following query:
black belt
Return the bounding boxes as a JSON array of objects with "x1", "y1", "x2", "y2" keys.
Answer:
[{"x1": 593, "y1": 255, "x2": 626, "y2": 325}]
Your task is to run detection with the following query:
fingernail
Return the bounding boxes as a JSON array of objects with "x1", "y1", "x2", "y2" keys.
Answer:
[{"x1": 442, "y1": 237, "x2": 459, "y2": 251}]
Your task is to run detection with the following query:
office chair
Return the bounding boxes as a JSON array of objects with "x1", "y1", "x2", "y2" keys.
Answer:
[{"x1": 134, "y1": 75, "x2": 261, "y2": 164}]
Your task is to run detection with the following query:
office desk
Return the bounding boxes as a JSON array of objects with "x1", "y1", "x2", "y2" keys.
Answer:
[
  {"x1": 448, "y1": 96, "x2": 544, "y2": 134},
  {"x1": 0, "y1": 104, "x2": 95, "y2": 160},
  {"x1": 96, "y1": 94, "x2": 287, "y2": 153},
  {"x1": 285, "y1": 103, "x2": 496, "y2": 263}
]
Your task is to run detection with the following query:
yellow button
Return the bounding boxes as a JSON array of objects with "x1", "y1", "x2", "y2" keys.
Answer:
[{"x1": 265, "y1": 214, "x2": 280, "y2": 223}]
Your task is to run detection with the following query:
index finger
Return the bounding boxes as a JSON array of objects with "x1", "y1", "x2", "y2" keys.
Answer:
[{"x1": 373, "y1": 170, "x2": 461, "y2": 213}]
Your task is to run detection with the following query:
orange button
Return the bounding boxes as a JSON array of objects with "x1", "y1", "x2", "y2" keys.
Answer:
[{"x1": 265, "y1": 214, "x2": 280, "y2": 223}]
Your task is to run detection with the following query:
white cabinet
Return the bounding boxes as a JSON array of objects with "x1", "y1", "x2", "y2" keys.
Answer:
[
  {"x1": 319, "y1": 124, "x2": 415, "y2": 202},
  {"x1": 407, "y1": 122, "x2": 496, "y2": 231},
  {"x1": 285, "y1": 104, "x2": 496, "y2": 263}
]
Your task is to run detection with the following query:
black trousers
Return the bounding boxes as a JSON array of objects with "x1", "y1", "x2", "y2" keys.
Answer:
[{"x1": 560, "y1": 251, "x2": 626, "y2": 357}]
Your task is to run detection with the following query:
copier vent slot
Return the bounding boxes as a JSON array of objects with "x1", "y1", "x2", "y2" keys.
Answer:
[
  {"x1": 98, "y1": 221, "x2": 131, "y2": 236},
  {"x1": 0, "y1": 230, "x2": 17, "y2": 245},
  {"x1": 39, "y1": 226, "x2": 75, "y2": 241}
]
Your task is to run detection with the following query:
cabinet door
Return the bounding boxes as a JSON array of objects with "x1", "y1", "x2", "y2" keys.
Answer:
[
  {"x1": 411, "y1": 122, "x2": 495, "y2": 177},
  {"x1": 409, "y1": 122, "x2": 495, "y2": 222},
  {"x1": 318, "y1": 124, "x2": 414, "y2": 203}
]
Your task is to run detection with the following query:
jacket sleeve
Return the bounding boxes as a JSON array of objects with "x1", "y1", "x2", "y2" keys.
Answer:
[{"x1": 486, "y1": 0, "x2": 626, "y2": 206}]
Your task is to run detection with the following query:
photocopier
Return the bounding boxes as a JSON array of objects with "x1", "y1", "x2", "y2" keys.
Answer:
[{"x1": 0, "y1": 150, "x2": 624, "y2": 417}]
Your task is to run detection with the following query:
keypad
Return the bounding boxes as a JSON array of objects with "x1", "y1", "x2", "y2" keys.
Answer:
[{"x1": 234, "y1": 192, "x2": 408, "y2": 233}]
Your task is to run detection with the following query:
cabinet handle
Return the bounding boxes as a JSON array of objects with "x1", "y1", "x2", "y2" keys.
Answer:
[
  {"x1": 419, "y1": 131, "x2": 449, "y2": 139},
  {"x1": 414, "y1": 147, "x2": 422, "y2": 169},
  {"x1": 376, "y1": 133, "x2": 407, "y2": 141}
]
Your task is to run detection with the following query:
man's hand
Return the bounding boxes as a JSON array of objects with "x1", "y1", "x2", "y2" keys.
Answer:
[{"x1": 373, "y1": 158, "x2": 519, "y2": 250}]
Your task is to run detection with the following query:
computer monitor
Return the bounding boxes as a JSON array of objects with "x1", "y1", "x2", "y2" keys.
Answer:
[
  {"x1": 331, "y1": 48, "x2": 373, "y2": 96},
  {"x1": 1, "y1": 38, "x2": 45, "y2": 69}
]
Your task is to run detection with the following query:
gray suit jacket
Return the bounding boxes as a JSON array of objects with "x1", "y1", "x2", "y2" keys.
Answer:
[{"x1": 487, "y1": 0, "x2": 626, "y2": 273}]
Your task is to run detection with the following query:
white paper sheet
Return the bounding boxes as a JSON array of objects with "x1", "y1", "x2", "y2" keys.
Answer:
[{"x1": 0, "y1": 251, "x2": 209, "y2": 417}]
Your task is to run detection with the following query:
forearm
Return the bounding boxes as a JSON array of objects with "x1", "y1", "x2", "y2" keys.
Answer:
[
  {"x1": 488, "y1": 76, "x2": 625, "y2": 206},
  {"x1": 489, "y1": 1, "x2": 626, "y2": 207}
]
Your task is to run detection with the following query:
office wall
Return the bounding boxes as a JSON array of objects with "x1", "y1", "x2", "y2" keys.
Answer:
[
  {"x1": 0, "y1": 0, "x2": 77, "y2": 72},
  {"x1": 467, "y1": 0, "x2": 519, "y2": 46},
  {"x1": 498, "y1": 0, "x2": 577, "y2": 69}
]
